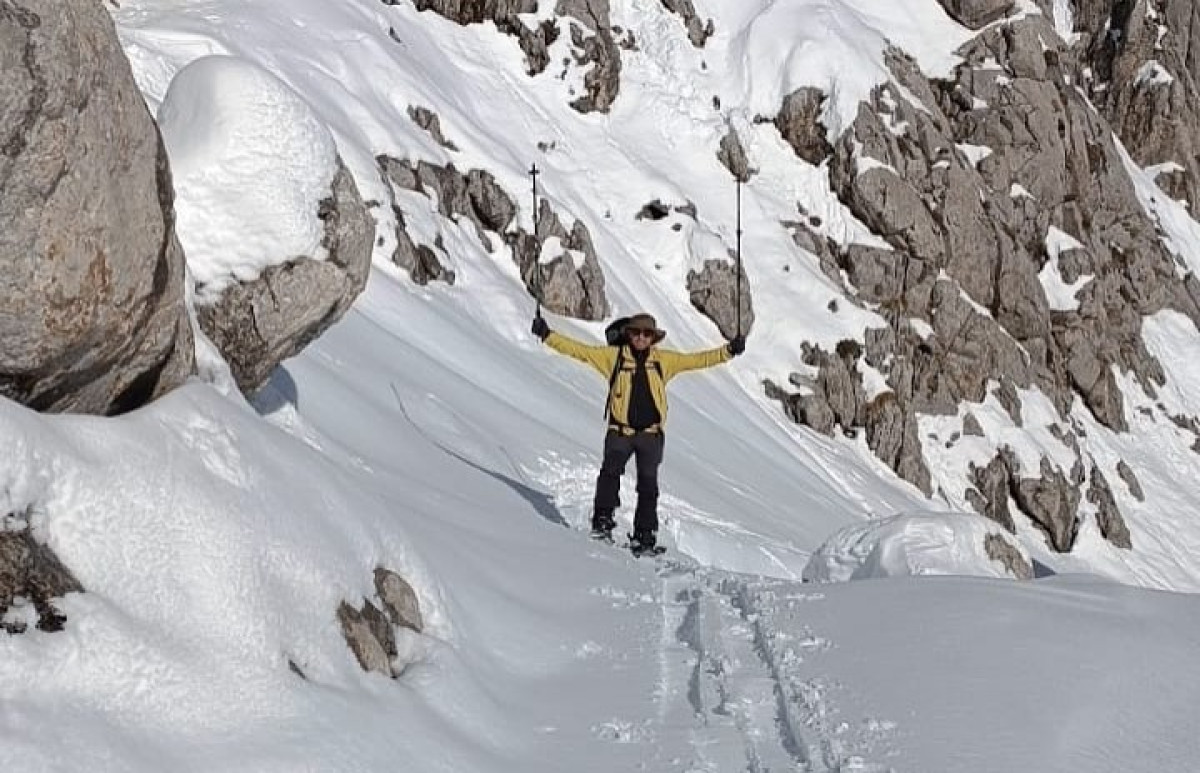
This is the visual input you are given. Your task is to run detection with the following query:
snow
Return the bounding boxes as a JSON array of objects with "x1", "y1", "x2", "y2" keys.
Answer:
[
  {"x1": 803, "y1": 511, "x2": 1033, "y2": 582},
  {"x1": 956, "y1": 142, "x2": 993, "y2": 168},
  {"x1": 1, "y1": 0, "x2": 1200, "y2": 771},
  {"x1": 1135, "y1": 60, "x2": 1175, "y2": 88},
  {"x1": 1052, "y1": 0, "x2": 1077, "y2": 43},
  {"x1": 157, "y1": 56, "x2": 338, "y2": 302},
  {"x1": 1038, "y1": 225, "x2": 1093, "y2": 311}
]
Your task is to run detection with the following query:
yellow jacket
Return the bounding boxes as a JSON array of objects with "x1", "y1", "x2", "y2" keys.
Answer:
[{"x1": 544, "y1": 331, "x2": 732, "y2": 429}]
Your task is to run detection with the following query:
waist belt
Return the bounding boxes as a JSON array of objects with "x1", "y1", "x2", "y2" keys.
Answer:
[{"x1": 608, "y1": 423, "x2": 662, "y2": 436}]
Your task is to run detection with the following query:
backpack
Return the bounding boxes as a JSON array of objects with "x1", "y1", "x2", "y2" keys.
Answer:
[{"x1": 604, "y1": 316, "x2": 631, "y2": 346}]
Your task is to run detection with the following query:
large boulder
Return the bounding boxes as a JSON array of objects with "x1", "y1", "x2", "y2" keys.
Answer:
[
  {"x1": 0, "y1": 0, "x2": 194, "y2": 414},
  {"x1": 158, "y1": 56, "x2": 373, "y2": 395},
  {"x1": 195, "y1": 162, "x2": 374, "y2": 392}
]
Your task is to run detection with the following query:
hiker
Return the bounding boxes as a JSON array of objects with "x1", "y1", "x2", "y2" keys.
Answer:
[{"x1": 532, "y1": 312, "x2": 745, "y2": 554}]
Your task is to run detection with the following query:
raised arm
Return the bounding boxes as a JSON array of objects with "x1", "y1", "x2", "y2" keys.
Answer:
[
  {"x1": 536, "y1": 319, "x2": 618, "y2": 378},
  {"x1": 657, "y1": 344, "x2": 733, "y2": 379}
]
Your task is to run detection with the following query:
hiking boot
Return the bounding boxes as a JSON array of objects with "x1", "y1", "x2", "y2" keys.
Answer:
[
  {"x1": 590, "y1": 511, "x2": 615, "y2": 541},
  {"x1": 628, "y1": 529, "x2": 659, "y2": 556}
]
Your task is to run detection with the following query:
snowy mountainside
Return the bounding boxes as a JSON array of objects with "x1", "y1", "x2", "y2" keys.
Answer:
[
  {"x1": 113, "y1": 0, "x2": 1200, "y2": 588},
  {"x1": 1, "y1": 1, "x2": 1199, "y2": 770}
]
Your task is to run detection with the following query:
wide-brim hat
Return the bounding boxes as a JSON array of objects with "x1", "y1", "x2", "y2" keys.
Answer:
[{"x1": 625, "y1": 313, "x2": 666, "y2": 344}]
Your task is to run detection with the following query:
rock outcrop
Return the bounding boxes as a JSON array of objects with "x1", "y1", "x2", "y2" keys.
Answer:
[
  {"x1": 379, "y1": 156, "x2": 609, "y2": 318},
  {"x1": 660, "y1": 0, "x2": 714, "y2": 48},
  {"x1": 936, "y1": 0, "x2": 1013, "y2": 29},
  {"x1": 773, "y1": 88, "x2": 833, "y2": 165},
  {"x1": 687, "y1": 259, "x2": 753, "y2": 340},
  {"x1": 774, "y1": 17, "x2": 1191, "y2": 551},
  {"x1": 1075, "y1": 0, "x2": 1200, "y2": 211},
  {"x1": 196, "y1": 162, "x2": 374, "y2": 394},
  {"x1": 1, "y1": 515, "x2": 83, "y2": 634},
  {"x1": 0, "y1": 0, "x2": 194, "y2": 415},
  {"x1": 401, "y1": 0, "x2": 623, "y2": 112},
  {"x1": 338, "y1": 567, "x2": 424, "y2": 678}
]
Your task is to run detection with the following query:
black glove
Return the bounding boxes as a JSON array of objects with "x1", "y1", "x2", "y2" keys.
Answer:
[
  {"x1": 727, "y1": 334, "x2": 746, "y2": 356},
  {"x1": 532, "y1": 315, "x2": 551, "y2": 340}
]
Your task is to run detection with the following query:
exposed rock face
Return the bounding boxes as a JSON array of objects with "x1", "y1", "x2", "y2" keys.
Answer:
[
  {"x1": 1, "y1": 517, "x2": 83, "y2": 634},
  {"x1": 771, "y1": 18, "x2": 1198, "y2": 551},
  {"x1": 379, "y1": 156, "x2": 608, "y2": 318},
  {"x1": 1013, "y1": 458, "x2": 1080, "y2": 553},
  {"x1": 1117, "y1": 459, "x2": 1146, "y2": 502},
  {"x1": 717, "y1": 127, "x2": 754, "y2": 182},
  {"x1": 338, "y1": 567, "x2": 424, "y2": 678},
  {"x1": 660, "y1": 0, "x2": 713, "y2": 48},
  {"x1": 509, "y1": 199, "x2": 610, "y2": 319},
  {"x1": 687, "y1": 259, "x2": 753, "y2": 340},
  {"x1": 774, "y1": 88, "x2": 833, "y2": 165},
  {"x1": 936, "y1": 0, "x2": 1013, "y2": 29},
  {"x1": 984, "y1": 532, "x2": 1033, "y2": 580},
  {"x1": 196, "y1": 162, "x2": 373, "y2": 394},
  {"x1": 0, "y1": 0, "x2": 194, "y2": 415},
  {"x1": 410, "y1": 0, "x2": 535, "y2": 24},
  {"x1": 408, "y1": 105, "x2": 459, "y2": 151},
  {"x1": 558, "y1": 0, "x2": 622, "y2": 113},
  {"x1": 1088, "y1": 465, "x2": 1133, "y2": 549},
  {"x1": 403, "y1": 0, "x2": 621, "y2": 111},
  {"x1": 1075, "y1": 0, "x2": 1200, "y2": 211}
]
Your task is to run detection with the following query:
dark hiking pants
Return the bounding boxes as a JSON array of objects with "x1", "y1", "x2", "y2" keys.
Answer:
[{"x1": 593, "y1": 430, "x2": 665, "y2": 534}]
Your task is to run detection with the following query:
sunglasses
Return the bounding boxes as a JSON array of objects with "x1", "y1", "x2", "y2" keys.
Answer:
[{"x1": 627, "y1": 328, "x2": 656, "y2": 338}]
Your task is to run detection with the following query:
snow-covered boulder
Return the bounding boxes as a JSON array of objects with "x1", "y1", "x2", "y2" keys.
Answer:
[
  {"x1": 158, "y1": 55, "x2": 373, "y2": 394},
  {"x1": 803, "y1": 512, "x2": 1034, "y2": 583},
  {"x1": 0, "y1": 0, "x2": 194, "y2": 415}
]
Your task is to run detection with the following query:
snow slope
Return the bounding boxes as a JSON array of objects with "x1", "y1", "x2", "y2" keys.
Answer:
[{"x1": 3, "y1": 0, "x2": 1200, "y2": 770}]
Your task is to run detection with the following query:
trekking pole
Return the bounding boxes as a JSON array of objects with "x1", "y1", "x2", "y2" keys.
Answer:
[
  {"x1": 529, "y1": 163, "x2": 542, "y2": 319},
  {"x1": 735, "y1": 177, "x2": 743, "y2": 337}
]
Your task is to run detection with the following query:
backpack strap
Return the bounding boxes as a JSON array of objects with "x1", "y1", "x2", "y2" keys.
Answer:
[{"x1": 604, "y1": 346, "x2": 625, "y2": 419}]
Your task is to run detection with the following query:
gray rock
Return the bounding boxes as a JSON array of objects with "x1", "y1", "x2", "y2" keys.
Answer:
[
  {"x1": 774, "y1": 88, "x2": 833, "y2": 164},
  {"x1": 407, "y1": 105, "x2": 458, "y2": 151},
  {"x1": 374, "y1": 567, "x2": 423, "y2": 632},
  {"x1": 379, "y1": 156, "x2": 516, "y2": 250},
  {"x1": 659, "y1": 0, "x2": 714, "y2": 47},
  {"x1": 337, "y1": 601, "x2": 393, "y2": 677},
  {"x1": 936, "y1": 0, "x2": 1013, "y2": 28},
  {"x1": 196, "y1": 161, "x2": 373, "y2": 394},
  {"x1": 1116, "y1": 459, "x2": 1145, "y2": 502},
  {"x1": 1013, "y1": 457, "x2": 1080, "y2": 552},
  {"x1": 864, "y1": 392, "x2": 933, "y2": 495},
  {"x1": 508, "y1": 199, "x2": 610, "y2": 320},
  {"x1": 0, "y1": 0, "x2": 194, "y2": 414},
  {"x1": 968, "y1": 452, "x2": 1017, "y2": 533},
  {"x1": 1, "y1": 517, "x2": 83, "y2": 634},
  {"x1": 717, "y1": 127, "x2": 753, "y2": 183},
  {"x1": 984, "y1": 532, "x2": 1034, "y2": 580},
  {"x1": 1076, "y1": 0, "x2": 1200, "y2": 212},
  {"x1": 338, "y1": 566, "x2": 425, "y2": 677},
  {"x1": 410, "y1": 0, "x2": 536, "y2": 25},
  {"x1": 687, "y1": 259, "x2": 753, "y2": 340},
  {"x1": 560, "y1": 0, "x2": 622, "y2": 113},
  {"x1": 1087, "y1": 465, "x2": 1133, "y2": 549}
]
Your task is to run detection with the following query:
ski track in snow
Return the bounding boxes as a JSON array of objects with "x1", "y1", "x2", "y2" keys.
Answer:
[{"x1": 637, "y1": 553, "x2": 896, "y2": 773}]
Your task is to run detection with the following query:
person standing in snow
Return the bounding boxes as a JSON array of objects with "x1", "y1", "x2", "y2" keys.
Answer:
[{"x1": 532, "y1": 312, "x2": 745, "y2": 554}]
